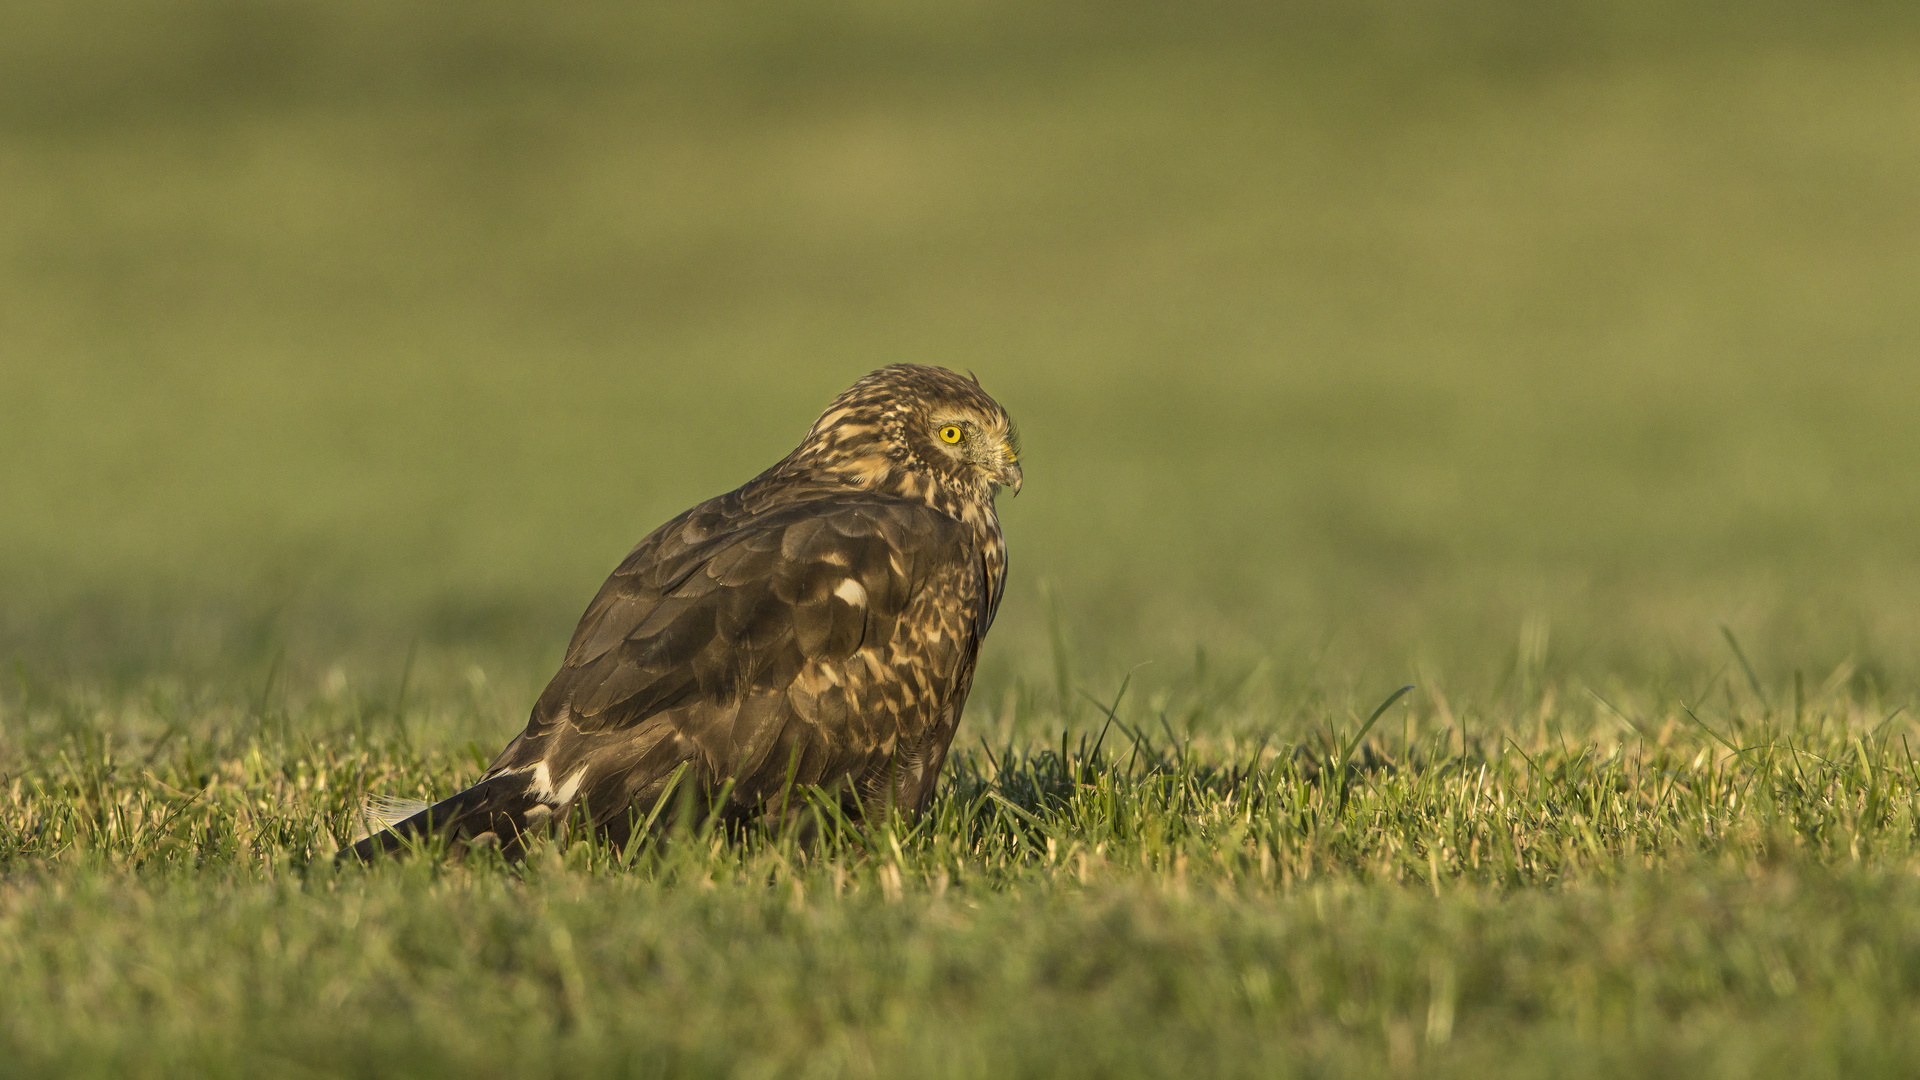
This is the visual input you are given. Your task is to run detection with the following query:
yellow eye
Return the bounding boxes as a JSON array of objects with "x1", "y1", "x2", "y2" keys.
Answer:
[{"x1": 939, "y1": 425, "x2": 964, "y2": 444}]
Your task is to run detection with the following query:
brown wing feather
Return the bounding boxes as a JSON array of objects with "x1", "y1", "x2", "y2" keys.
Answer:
[{"x1": 483, "y1": 488, "x2": 996, "y2": 829}]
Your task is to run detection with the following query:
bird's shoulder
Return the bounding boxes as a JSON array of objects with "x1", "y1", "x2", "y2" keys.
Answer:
[
  {"x1": 595, "y1": 484, "x2": 974, "y2": 624},
  {"x1": 527, "y1": 484, "x2": 983, "y2": 728}
]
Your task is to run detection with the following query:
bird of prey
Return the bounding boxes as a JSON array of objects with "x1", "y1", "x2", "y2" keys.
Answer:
[{"x1": 348, "y1": 364, "x2": 1019, "y2": 859}]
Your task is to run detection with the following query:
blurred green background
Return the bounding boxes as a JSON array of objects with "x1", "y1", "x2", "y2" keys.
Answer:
[{"x1": 4, "y1": 0, "x2": 1919, "y2": 706}]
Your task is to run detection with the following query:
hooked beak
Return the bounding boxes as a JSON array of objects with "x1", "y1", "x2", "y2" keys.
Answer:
[{"x1": 996, "y1": 458, "x2": 1023, "y2": 496}]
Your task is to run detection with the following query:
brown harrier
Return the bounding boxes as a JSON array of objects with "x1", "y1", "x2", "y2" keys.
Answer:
[{"x1": 348, "y1": 364, "x2": 1019, "y2": 858}]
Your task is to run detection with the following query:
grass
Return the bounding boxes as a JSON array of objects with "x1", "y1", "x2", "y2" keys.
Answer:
[
  {"x1": 6, "y1": 0, "x2": 1920, "y2": 1075},
  {"x1": 8, "y1": 661, "x2": 1920, "y2": 1077}
]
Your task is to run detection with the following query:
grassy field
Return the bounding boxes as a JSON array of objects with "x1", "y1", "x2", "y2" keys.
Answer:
[{"x1": 6, "y1": 1, "x2": 1920, "y2": 1075}]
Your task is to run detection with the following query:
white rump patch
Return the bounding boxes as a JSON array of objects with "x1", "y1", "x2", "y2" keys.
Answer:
[
  {"x1": 523, "y1": 761, "x2": 554, "y2": 798},
  {"x1": 552, "y1": 764, "x2": 589, "y2": 806},
  {"x1": 833, "y1": 578, "x2": 869, "y2": 607},
  {"x1": 518, "y1": 759, "x2": 589, "y2": 807}
]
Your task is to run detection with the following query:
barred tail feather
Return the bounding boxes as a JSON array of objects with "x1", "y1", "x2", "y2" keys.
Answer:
[{"x1": 342, "y1": 772, "x2": 557, "y2": 862}]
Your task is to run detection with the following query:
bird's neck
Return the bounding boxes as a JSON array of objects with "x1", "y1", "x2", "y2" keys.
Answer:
[{"x1": 755, "y1": 449, "x2": 998, "y2": 531}]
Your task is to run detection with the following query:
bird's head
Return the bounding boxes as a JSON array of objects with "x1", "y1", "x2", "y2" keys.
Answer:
[{"x1": 797, "y1": 364, "x2": 1021, "y2": 511}]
